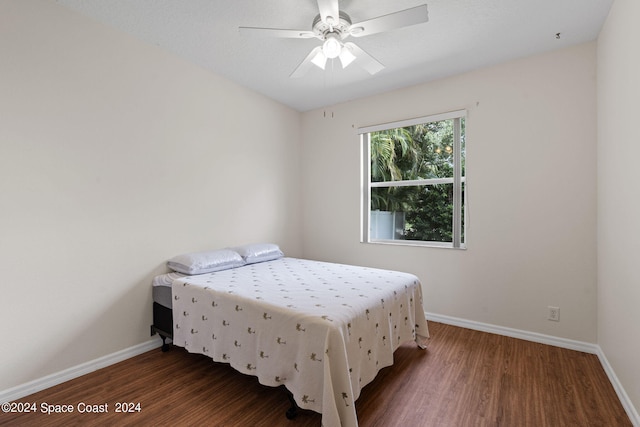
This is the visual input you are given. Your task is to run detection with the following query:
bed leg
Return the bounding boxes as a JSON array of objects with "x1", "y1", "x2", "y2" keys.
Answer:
[
  {"x1": 151, "y1": 325, "x2": 172, "y2": 352},
  {"x1": 160, "y1": 335, "x2": 170, "y2": 352},
  {"x1": 285, "y1": 389, "x2": 299, "y2": 420}
]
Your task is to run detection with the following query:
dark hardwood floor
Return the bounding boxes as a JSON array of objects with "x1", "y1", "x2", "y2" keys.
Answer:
[{"x1": 1, "y1": 322, "x2": 632, "y2": 426}]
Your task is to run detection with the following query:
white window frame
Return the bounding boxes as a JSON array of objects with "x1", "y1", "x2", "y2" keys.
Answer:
[{"x1": 359, "y1": 110, "x2": 467, "y2": 249}]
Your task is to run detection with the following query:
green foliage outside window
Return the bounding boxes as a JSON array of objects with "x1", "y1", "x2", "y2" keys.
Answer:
[{"x1": 370, "y1": 118, "x2": 465, "y2": 243}]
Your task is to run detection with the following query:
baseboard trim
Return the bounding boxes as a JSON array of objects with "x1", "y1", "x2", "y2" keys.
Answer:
[
  {"x1": 1, "y1": 337, "x2": 162, "y2": 404},
  {"x1": 426, "y1": 312, "x2": 639, "y2": 427},
  {"x1": 595, "y1": 347, "x2": 640, "y2": 427},
  {"x1": 425, "y1": 312, "x2": 599, "y2": 353}
]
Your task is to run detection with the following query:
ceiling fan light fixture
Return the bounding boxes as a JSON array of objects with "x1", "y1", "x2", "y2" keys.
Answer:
[
  {"x1": 322, "y1": 33, "x2": 342, "y2": 59},
  {"x1": 338, "y1": 45, "x2": 356, "y2": 68},
  {"x1": 311, "y1": 49, "x2": 328, "y2": 69}
]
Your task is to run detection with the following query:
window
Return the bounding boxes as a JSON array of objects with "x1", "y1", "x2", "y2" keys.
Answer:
[{"x1": 360, "y1": 110, "x2": 466, "y2": 249}]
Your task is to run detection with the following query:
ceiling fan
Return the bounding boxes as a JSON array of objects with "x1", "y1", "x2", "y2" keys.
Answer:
[{"x1": 239, "y1": 1, "x2": 429, "y2": 78}]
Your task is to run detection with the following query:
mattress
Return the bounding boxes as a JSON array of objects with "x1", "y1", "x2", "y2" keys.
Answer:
[
  {"x1": 168, "y1": 257, "x2": 429, "y2": 427},
  {"x1": 152, "y1": 271, "x2": 186, "y2": 309}
]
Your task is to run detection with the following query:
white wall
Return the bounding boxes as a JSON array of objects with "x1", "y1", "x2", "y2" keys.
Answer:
[
  {"x1": 301, "y1": 42, "x2": 598, "y2": 343},
  {"x1": 0, "y1": 0, "x2": 301, "y2": 390},
  {"x1": 597, "y1": 0, "x2": 640, "y2": 416}
]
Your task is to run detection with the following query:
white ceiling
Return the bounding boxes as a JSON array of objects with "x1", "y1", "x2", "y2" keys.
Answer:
[{"x1": 53, "y1": 0, "x2": 612, "y2": 112}]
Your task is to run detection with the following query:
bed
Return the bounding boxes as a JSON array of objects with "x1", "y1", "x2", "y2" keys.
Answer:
[{"x1": 150, "y1": 244, "x2": 429, "y2": 427}]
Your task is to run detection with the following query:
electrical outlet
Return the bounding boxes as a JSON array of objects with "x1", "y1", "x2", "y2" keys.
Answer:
[{"x1": 548, "y1": 306, "x2": 560, "y2": 322}]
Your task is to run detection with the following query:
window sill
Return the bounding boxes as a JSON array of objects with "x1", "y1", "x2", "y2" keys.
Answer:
[{"x1": 364, "y1": 239, "x2": 467, "y2": 250}]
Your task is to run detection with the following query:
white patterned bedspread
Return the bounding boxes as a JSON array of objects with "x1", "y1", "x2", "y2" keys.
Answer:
[{"x1": 172, "y1": 257, "x2": 429, "y2": 427}]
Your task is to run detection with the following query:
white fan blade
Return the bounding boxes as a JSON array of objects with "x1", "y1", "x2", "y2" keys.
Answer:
[
  {"x1": 290, "y1": 46, "x2": 326, "y2": 78},
  {"x1": 239, "y1": 26, "x2": 317, "y2": 39},
  {"x1": 317, "y1": 0, "x2": 340, "y2": 26},
  {"x1": 349, "y1": 4, "x2": 428, "y2": 38},
  {"x1": 344, "y1": 42, "x2": 384, "y2": 75}
]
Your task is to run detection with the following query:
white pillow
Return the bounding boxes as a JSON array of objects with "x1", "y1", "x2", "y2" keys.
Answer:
[
  {"x1": 167, "y1": 249, "x2": 245, "y2": 275},
  {"x1": 232, "y1": 243, "x2": 284, "y2": 265}
]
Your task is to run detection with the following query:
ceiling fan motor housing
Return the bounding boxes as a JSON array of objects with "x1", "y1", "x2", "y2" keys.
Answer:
[{"x1": 312, "y1": 11, "x2": 352, "y2": 40}]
